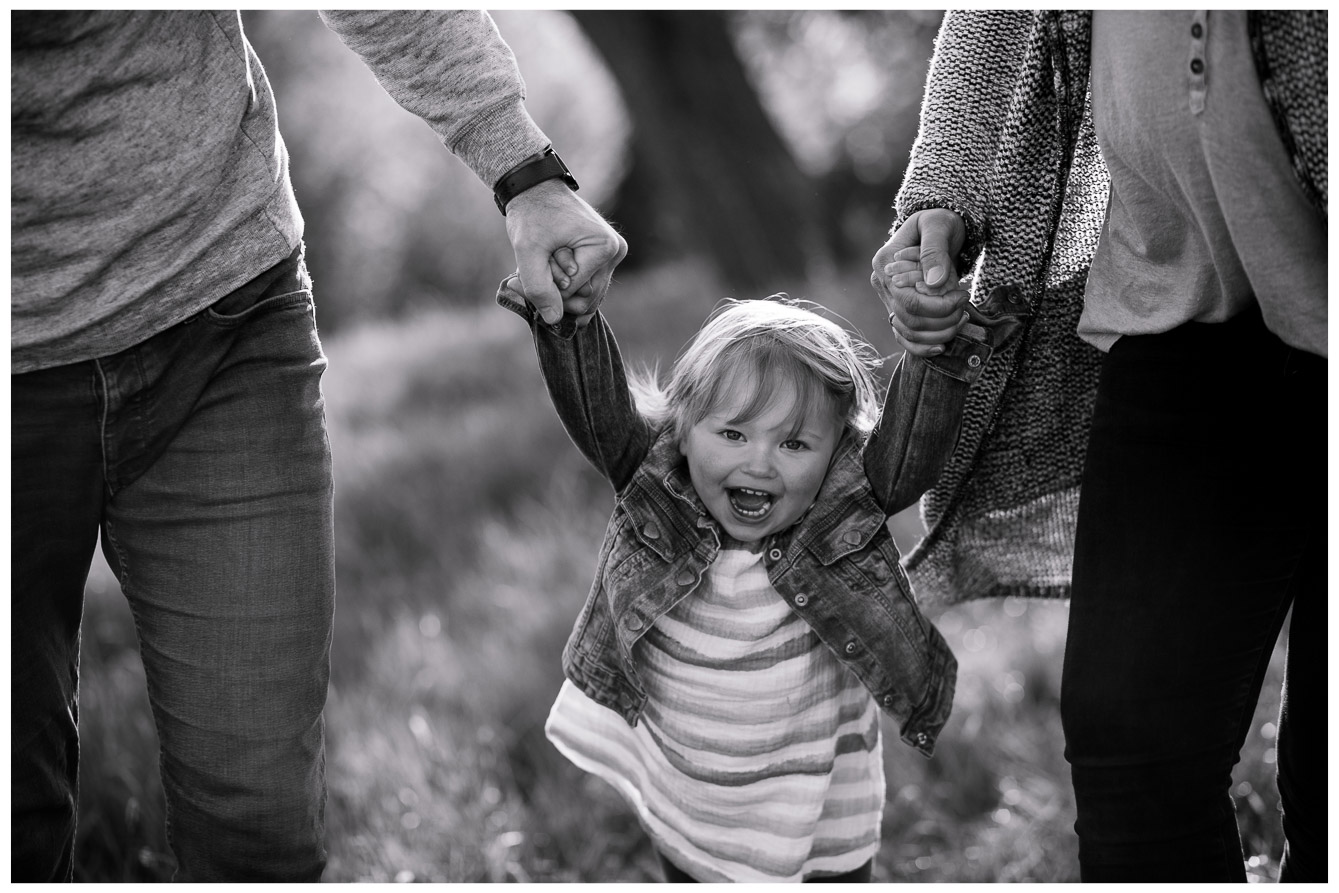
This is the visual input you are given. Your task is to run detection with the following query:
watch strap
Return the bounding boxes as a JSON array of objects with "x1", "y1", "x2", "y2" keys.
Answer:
[{"x1": 493, "y1": 148, "x2": 579, "y2": 215}]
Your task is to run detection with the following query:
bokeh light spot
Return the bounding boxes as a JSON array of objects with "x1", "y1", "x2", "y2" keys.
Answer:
[
  {"x1": 419, "y1": 613, "x2": 442, "y2": 638},
  {"x1": 408, "y1": 712, "x2": 431, "y2": 746}
]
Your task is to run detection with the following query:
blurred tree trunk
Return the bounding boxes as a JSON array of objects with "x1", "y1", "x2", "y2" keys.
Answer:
[{"x1": 571, "y1": 11, "x2": 830, "y2": 294}]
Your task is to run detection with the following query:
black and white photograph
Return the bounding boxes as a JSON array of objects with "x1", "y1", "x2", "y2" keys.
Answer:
[{"x1": 11, "y1": 8, "x2": 1324, "y2": 883}]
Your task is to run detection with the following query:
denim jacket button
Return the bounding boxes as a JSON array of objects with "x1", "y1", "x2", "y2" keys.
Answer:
[
  {"x1": 642, "y1": 523, "x2": 659, "y2": 540},
  {"x1": 882, "y1": 694, "x2": 895, "y2": 707},
  {"x1": 914, "y1": 731, "x2": 929, "y2": 747},
  {"x1": 624, "y1": 615, "x2": 644, "y2": 631},
  {"x1": 675, "y1": 570, "x2": 695, "y2": 587},
  {"x1": 844, "y1": 640, "x2": 858, "y2": 655},
  {"x1": 794, "y1": 593, "x2": 809, "y2": 607},
  {"x1": 843, "y1": 530, "x2": 862, "y2": 546},
  {"x1": 768, "y1": 548, "x2": 783, "y2": 561},
  {"x1": 967, "y1": 354, "x2": 982, "y2": 368}
]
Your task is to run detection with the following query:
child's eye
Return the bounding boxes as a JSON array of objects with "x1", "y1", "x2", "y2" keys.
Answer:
[
  {"x1": 782, "y1": 439, "x2": 809, "y2": 452},
  {"x1": 721, "y1": 429, "x2": 744, "y2": 442}
]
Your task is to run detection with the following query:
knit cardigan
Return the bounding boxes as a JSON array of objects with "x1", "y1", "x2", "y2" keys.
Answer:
[{"x1": 893, "y1": 10, "x2": 1328, "y2": 607}]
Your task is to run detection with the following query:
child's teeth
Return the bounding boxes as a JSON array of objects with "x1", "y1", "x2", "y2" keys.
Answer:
[{"x1": 730, "y1": 488, "x2": 772, "y2": 517}]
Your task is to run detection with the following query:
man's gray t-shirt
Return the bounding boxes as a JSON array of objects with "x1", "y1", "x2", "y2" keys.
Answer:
[{"x1": 11, "y1": 10, "x2": 549, "y2": 373}]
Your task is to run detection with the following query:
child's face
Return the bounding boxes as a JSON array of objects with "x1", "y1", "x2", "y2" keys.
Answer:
[{"x1": 680, "y1": 372, "x2": 842, "y2": 543}]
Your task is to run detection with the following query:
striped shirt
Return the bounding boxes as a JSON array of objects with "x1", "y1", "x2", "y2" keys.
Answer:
[{"x1": 546, "y1": 541, "x2": 884, "y2": 882}]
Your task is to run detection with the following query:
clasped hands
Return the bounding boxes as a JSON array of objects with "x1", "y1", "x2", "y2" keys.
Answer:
[
  {"x1": 509, "y1": 198, "x2": 969, "y2": 342},
  {"x1": 870, "y1": 208, "x2": 970, "y2": 358},
  {"x1": 505, "y1": 179, "x2": 628, "y2": 328}
]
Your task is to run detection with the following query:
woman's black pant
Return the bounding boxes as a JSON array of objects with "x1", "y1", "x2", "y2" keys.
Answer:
[{"x1": 1063, "y1": 306, "x2": 1326, "y2": 881}]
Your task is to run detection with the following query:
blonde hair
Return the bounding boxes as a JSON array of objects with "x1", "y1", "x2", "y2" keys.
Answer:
[{"x1": 630, "y1": 297, "x2": 882, "y2": 445}]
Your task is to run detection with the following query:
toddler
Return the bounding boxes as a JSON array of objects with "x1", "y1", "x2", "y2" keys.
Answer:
[{"x1": 496, "y1": 256, "x2": 1018, "y2": 883}]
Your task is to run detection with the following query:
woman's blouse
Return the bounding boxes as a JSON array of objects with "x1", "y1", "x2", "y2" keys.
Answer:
[
  {"x1": 1084, "y1": 10, "x2": 1326, "y2": 356},
  {"x1": 545, "y1": 540, "x2": 884, "y2": 882}
]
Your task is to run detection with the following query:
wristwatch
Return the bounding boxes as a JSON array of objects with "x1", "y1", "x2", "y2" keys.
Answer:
[{"x1": 493, "y1": 147, "x2": 580, "y2": 215}]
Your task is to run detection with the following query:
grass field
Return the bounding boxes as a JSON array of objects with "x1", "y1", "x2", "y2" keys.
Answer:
[{"x1": 72, "y1": 261, "x2": 1287, "y2": 882}]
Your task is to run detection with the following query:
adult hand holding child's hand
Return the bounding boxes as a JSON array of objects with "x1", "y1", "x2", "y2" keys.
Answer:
[
  {"x1": 505, "y1": 179, "x2": 627, "y2": 326},
  {"x1": 870, "y1": 208, "x2": 969, "y2": 357}
]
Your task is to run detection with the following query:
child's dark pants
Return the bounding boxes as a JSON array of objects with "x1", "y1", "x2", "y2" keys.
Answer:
[{"x1": 657, "y1": 852, "x2": 873, "y2": 883}]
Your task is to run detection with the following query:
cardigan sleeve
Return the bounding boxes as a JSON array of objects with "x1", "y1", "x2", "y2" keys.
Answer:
[{"x1": 894, "y1": 10, "x2": 1034, "y2": 277}]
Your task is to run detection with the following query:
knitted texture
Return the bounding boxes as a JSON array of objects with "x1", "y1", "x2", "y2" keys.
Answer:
[
  {"x1": 892, "y1": 11, "x2": 1327, "y2": 606},
  {"x1": 1249, "y1": 11, "x2": 1328, "y2": 215}
]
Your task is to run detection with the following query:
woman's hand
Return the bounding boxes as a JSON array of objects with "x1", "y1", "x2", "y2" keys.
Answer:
[{"x1": 870, "y1": 209, "x2": 969, "y2": 357}]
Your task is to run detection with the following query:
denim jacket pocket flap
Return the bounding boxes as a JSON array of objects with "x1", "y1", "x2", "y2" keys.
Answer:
[
  {"x1": 803, "y1": 494, "x2": 888, "y2": 566},
  {"x1": 616, "y1": 491, "x2": 687, "y2": 563}
]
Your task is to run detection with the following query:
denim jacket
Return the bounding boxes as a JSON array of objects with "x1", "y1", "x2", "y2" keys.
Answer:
[{"x1": 497, "y1": 276, "x2": 1024, "y2": 756}]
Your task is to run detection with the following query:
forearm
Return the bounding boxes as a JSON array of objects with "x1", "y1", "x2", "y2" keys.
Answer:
[
  {"x1": 895, "y1": 10, "x2": 1033, "y2": 271},
  {"x1": 496, "y1": 277, "x2": 650, "y2": 491},
  {"x1": 865, "y1": 297, "x2": 1024, "y2": 513},
  {"x1": 865, "y1": 356, "x2": 974, "y2": 516},
  {"x1": 319, "y1": 9, "x2": 548, "y2": 185}
]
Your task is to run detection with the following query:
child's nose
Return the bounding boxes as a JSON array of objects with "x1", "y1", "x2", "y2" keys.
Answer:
[{"x1": 741, "y1": 444, "x2": 778, "y2": 477}]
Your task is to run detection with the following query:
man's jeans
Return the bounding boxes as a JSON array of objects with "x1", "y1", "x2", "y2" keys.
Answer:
[
  {"x1": 11, "y1": 248, "x2": 335, "y2": 881},
  {"x1": 1063, "y1": 306, "x2": 1326, "y2": 881}
]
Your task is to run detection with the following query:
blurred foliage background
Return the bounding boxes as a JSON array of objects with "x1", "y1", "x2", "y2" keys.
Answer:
[{"x1": 72, "y1": 10, "x2": 1287, "y2": 882}]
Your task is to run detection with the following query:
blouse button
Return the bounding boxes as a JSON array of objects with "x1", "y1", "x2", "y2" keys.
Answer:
[
  {"x1": 794, "y1": 593, "x2": 809, "y2": 608},
  {"x1": 768, "y1": 548, "x2": 783, "y2": 561},
  {"x1": 1190, "y1": 58, "x2": 1204, "y2": 75},
  {"x1": 1191, "y1": 22, "x2": 1203, "y2": 39},
  {"x1": 845, "y1": 641, "x2": 858, "y2": 655}
]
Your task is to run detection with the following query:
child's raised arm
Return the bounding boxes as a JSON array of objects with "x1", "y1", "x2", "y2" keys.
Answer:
[
  {"x1": 497, "y1": 260, "x2": 652, "y2": 494},
  {"x1": 864, "y1": 254, "x2": 1025, "y2": 514}
]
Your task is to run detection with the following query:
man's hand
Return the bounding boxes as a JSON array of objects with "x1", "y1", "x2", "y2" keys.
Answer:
[
  {"x1": 505, "y1": 179, "x2": 627, "y2": 326},
  {"x1": 870, "y1": 208, "x2": 969, "y2": 357}
]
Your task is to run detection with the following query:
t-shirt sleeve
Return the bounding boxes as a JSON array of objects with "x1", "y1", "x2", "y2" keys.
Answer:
[{"x1": 319, "y1": 9, "x2": 549, "y2": 186}]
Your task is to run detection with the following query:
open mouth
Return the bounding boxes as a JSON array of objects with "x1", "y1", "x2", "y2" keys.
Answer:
[{"x1": 727, "y1": 487, "x2": 774, "y2": 520}]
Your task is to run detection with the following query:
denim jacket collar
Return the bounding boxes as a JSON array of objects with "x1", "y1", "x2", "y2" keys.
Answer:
[{"x1": 631, "y1": 424, "x2": 887, "y2": 566}]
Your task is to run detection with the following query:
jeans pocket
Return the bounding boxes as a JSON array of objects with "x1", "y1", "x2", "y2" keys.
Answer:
[
  {"x1": 206, "y1": 288, "x2": 312, "y2": 328},
  {"x1": 204, "y1": 246, "x2": 313, "y2": 327}
]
